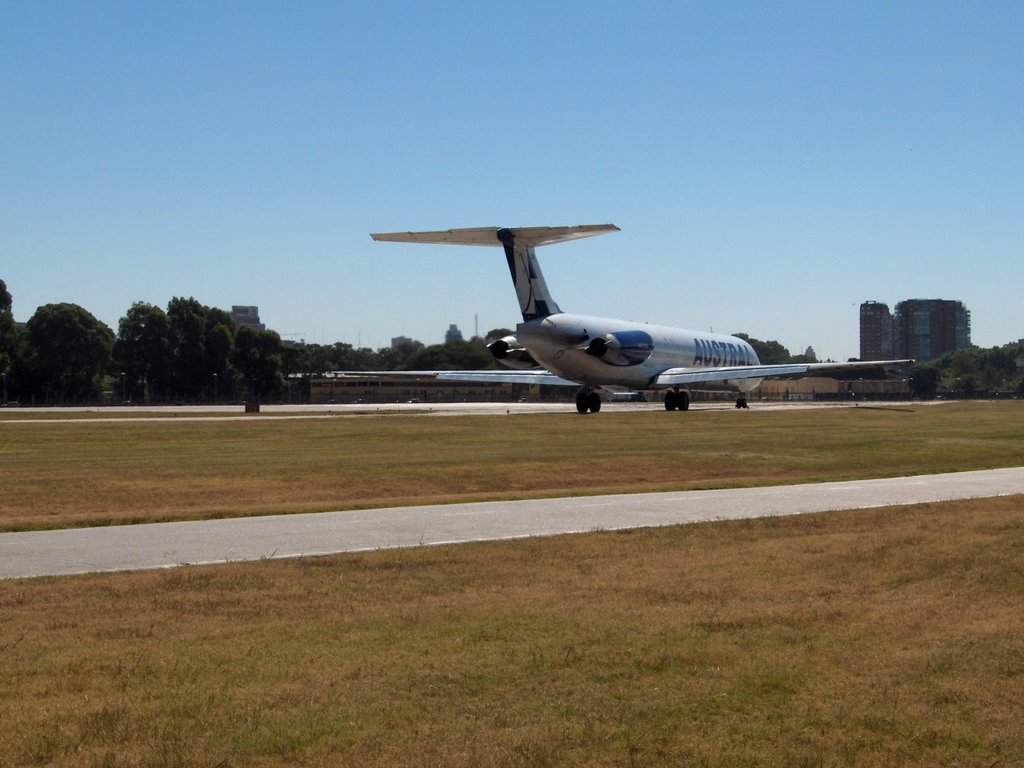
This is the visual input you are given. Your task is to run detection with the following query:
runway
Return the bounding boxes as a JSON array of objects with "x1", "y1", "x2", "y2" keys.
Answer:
[
  {"x1": 2, "y1": 467, "x2": 1022, "y2": 579},
  {"x1": 0, "y1": 399, "x2": 937, "y2": 422}
]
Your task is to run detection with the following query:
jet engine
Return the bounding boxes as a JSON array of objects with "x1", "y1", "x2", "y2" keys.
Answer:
[
  {"x1": 584, "y1": 330, "x2": 654, "y2": 367},
  {"x1": 488, "y1": 335, "x2": 540, "y2": 369}
]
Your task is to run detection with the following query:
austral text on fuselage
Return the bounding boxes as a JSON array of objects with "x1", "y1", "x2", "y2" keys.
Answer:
[{"x1": 692, "y1": 338, "x2": 756, "y2": 367}]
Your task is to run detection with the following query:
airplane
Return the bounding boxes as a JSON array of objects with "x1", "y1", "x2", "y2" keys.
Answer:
[{"x1": 365, "y1": 225, "x2": 911, "y2": 413}]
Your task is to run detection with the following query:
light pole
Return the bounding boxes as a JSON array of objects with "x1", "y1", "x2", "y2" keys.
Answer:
[
  {"x1": 120, "y1": 372, "x2": 125, "y2": 404},
  {"x1": 2, "y1": 371, "x2": 6, "y2": 404},
  {"x1": 213, "y1": 373, "x2": 218, "y2": 404}
]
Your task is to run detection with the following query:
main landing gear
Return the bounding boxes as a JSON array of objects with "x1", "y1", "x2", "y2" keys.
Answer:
[
  {"x1": 664, "y1": 390, "x2": 690, "y2": 411},
  {"x1": 735, "y1": 396, "x2": 749, "y2": 409},
  {"x1": 576, "y1": 389, "x2": 602, "y2": 414}
]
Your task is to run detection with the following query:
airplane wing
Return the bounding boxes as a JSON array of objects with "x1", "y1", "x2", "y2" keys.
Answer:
[
  {"x1": 331, "y1": 358, "x2": 910, "y2": 391},
  {"x1": 331, "y1": 370, "x2": 580, "y2": 386},
  {"x1": 653, "y1": 359, "x2": 913, "y2": 387},
  {"x1": 436, "y1": 370, "x2": 578, "y2": 386}
]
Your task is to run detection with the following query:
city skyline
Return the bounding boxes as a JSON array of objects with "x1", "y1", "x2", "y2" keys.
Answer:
[{"x1": 3, "y1": 2, "x2": 1022, "y2": 360}]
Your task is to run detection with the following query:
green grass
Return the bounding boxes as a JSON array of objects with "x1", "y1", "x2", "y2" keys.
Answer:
[{"x1": 1, "y1": 401, "x2": 1022, "y2": 531}]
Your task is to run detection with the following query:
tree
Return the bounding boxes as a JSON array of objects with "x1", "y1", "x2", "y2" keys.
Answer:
[
  {"x1": 951, "y1": 374, "x2": 980, "y2": 398},
  {"x1": 232, "y1": 326, "x2": 285, "y2": 401},
  {"x1": 948, "y1": 350, "x2": 977, "y2": 378},
  {"x1": 280, "y1": 342, "x2": 358, "y2": 375},
  {"x1": 163, "y1": 297, "x2": 241, "y2": 402},
  {"x1": 0, "y1": 279, "x2": 16, "y2": 403},
  {"x1": 0, "y1": 279, "x2": 15, "y2": 382},
  {"x1": 114, "y1": 302, "x2": 173, "y2": 402},
  {"x1": 25, "y1": 303, "x2": 113, "y2": 403},
  {"x1": 926, "y1": 343, "x2": 1023, "y2": 398},
  {"x1": 403, "y1": 340, "x2": 494, "y2": 370},
  {"x1": 385, "y1": 338, "x2": 424, "y2": 369},
  {"x1": 167, "y1": 297, "x2": 210, "y2": 400},
  {"x1": 733, "y1": 333, "x2": 791, "y2": 364},
  {"x1": 909, "y1": 365, "x2": 940, "y2": 400},
  {"x1": 977, "y1": 346, "x2": 1019, "y2": 376},
  {"x1": 205, "y1": 306, "x2": 237, "y2": 401},
  {"x1": 790, "y1": 346, "x2": 819, "y2": 364}
]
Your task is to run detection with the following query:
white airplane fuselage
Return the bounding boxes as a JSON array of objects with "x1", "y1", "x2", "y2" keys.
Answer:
[{"x1": 516, "y1": 312, "x2": 763, "y2": 392}]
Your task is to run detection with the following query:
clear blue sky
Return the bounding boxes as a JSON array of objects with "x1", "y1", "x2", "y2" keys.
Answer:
[{"x1": 2, "y1": 1, "x2": 1021, "y2": 361}]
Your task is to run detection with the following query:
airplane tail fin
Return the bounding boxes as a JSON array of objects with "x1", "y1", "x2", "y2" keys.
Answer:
[{"x1": 370, "y1": 225, "x2": 619, "y2": 321}]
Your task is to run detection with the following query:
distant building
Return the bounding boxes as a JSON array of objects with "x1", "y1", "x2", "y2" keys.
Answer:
[
  {"x1": 859, "y1": 301, "x2": 893, "y2": 360},
  {"x1": 861, "y1": 299, "x2": 970, "y2": 362},
  {"x1": 391, "y1": 335, "x2": 413, "y2": 348},
  {"x1": 893, "y1": 299, "x2": 970, "y2": 361},
  {"x1": 444, "y1": 324, "x2": 463, "y2": 343},
  {"x1": 231, "y1": 305, "x2": 265, "y2": 331}
]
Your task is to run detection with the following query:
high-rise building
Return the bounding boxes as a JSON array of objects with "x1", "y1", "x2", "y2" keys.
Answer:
[
  {"x1": 859, "y1": 301, "x2": 893, "y2": 360},
  {"x1": 860, "y1": 299, "x2": 971, "y2": 362},
  {"x1": 444, "y1": 324, "x2": 463, "y2": 343},
  {"x1": 893, "y1": 299, "x2": 971, "y2": 361}
]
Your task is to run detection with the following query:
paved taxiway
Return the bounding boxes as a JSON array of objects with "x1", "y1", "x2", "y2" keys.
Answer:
[{"x1": 2, "y1": 467, "x2": 1022, "y2": 579}]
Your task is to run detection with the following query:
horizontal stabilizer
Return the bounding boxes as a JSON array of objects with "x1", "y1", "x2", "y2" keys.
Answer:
[{"x1": 370, "y1": 225, "x2": 619, "y2": 248}]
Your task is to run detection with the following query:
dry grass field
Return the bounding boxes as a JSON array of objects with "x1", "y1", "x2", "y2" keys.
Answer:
[
  {"x1": 1, "y1": 401, "x2": 1022, "y2": 531},
  {"x1": 1, "y1": 400, "x2": 1023, "y2": 766},
  {"x1": 2, "y1": 496, "x2": 1023, "y2": 766}
]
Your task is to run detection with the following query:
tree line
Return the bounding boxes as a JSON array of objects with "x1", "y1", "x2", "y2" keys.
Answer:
[
  {"x1": 0, "y1": 279, "x2": 502, "y2": 405},
  {"x1": 2, "y1": 278, "x2": 1020, "y2": 404},
  {"x1": 907, "y1": 345, "x2": 1024, "y2": 399}
]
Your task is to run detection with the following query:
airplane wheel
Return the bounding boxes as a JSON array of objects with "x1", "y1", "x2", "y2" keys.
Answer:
[
  {"x1": 664, "y1": 391, "x2": 677, "y2": 411},
  {"x1": 735, "y1": 397, "x2": 748, "y2": 409},
  {"x1": 679, "y1": 391, "x2": 690, "y2": 411},
  {"x1": 576, "y1": 391, "x2": 589, "y2": 414},
  {"x1": 588, "y1": 392, "x2": 602, "y2": 413}
]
